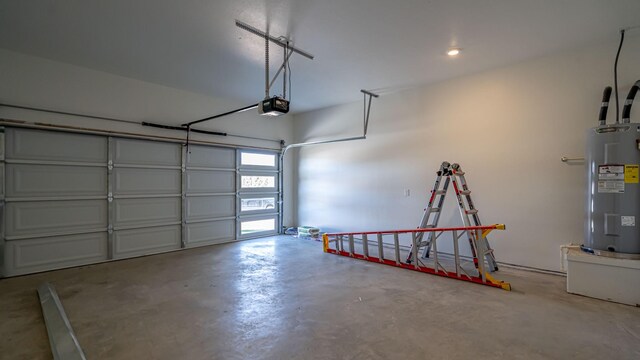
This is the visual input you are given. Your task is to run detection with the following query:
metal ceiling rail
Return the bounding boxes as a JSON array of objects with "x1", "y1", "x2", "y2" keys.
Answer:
[
  {"x1": 280, "y1": 89, "x2": 378, "y2": 158},
  {"x1": 277, "y1": 90, "x2": 378, "y2": 231},
  {"x1": 182, "y1": 103, "x2": 259, "y2": 127},
  {"x1": 323, "y1": 224, "x2": 511, "y2": 290},
  {"x1": 235, "y1": 20, "x2": 315, "y2": 60}
]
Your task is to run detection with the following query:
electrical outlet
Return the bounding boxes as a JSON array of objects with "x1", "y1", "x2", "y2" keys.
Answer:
[{"x1": 404, "y1": 189, "x2": 410, "y2": 197}]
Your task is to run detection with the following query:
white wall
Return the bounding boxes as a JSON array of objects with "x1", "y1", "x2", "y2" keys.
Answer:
[
  {"x1": 293, "y1": 35, "x2": 640, "y2": 272},
  {"x1": 0, "y1": 48, "x2": 295, "y2": 226}
]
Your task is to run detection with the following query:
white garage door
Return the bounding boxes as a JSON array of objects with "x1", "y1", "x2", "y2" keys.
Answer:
[
  {"x1": 0, "y1": 127, "x2": 280, "y2": 277},
  {"x1": 184, "y1": 145, "x2": 236, "y2": 247},
  {"x1": 2, "y1": 128, "x2": 109, "y2": 275},
  {"x1": 110, "y1": 138, "x2": 183, "y2": 259}
]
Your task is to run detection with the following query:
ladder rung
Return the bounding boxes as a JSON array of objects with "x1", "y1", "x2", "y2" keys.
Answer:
[
  {"x1": 455, "y1": 171, "x2": 465, "y2": 176},
  {"x1": 466, "y1": 209, "x2": 478, "y2": 214},
  {"x1": 433, "y1": 190, "x2": 446, "y2": 195},
  {"x1": 430, "y1": 208, "x2": 441, "y2": 213},
  {"x1": 459, "y1": 190, "x2": 471, "y2": 195}
]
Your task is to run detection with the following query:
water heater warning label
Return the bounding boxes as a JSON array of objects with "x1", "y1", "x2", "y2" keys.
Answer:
[
  {"x1": 598, "y1": 165, "x2": 625, "y2": 193},
  {"x1": 598, "y1": 180, "x2": 624, "y2": 193},
  {"x1": 599, "y1": 165, "x2": 624, "y2": 179},
  {"x1": 625, "y1": 165, "x2": 639, "y2": 183},
  {"x1": 622, "y1": 216, "x2": 635, "y2": 227}
]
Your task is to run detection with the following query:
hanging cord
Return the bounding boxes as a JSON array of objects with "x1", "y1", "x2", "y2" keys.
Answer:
[
  {"x1": 363, "y1": 92, "x2": 366, "y2": 131},
  {"x1": 265, "y1": 34, "x2": 269, "y2": 99},
  {"x1": 614, "y1": 29, "x2": 625, "y2": 123},
  {"x1": 287, "y1": 50, "x2": 292, "y2": 102},
  {"x1": 185, "y1": 125, "x2": 192, "y2": 154},
  {"x1": 283, "y1": 41, "x2": 288, "y2": 99}
]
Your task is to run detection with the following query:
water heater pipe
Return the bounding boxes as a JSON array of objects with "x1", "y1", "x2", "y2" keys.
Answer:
[
  {"x1": 622, "y1": 80, "x2": 640, "y2": 123},
  {"x1": 598, "y1": 86, "x2": 612, "y2": 125}
]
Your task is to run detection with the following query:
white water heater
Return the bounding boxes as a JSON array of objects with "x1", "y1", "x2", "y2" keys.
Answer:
[{"x1": 584, "y1": 82, "x2": 640, "y2": 258}]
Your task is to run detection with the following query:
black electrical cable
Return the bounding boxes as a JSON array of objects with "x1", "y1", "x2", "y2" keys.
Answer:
[{"x1": 614, "y1": 29, "x2": 625, "y2": 123}]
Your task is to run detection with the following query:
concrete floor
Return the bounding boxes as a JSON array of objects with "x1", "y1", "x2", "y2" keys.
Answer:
[{"x1": 1, "y1": 236, "x2": 639, "y2": 360}]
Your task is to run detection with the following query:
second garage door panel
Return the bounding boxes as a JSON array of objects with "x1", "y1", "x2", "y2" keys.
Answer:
[
  {"x1": 5, "y1": 200, "x2": 107, "y2": 238},
  {"x1": 113, "y1": 168, "x2": 181, "y2": 196},
  {"x1": 113, "y1": 225, "x2": 181, "y2": 259},
  {"x1": 185, "y1": 195, "x2": 235, "y2": 221},
  {"x1": 185, "y1": 170, "x2": 235, "y2": 194},
  {"x1": 114, "y1": 197, "x2": 181, "y2": 229},
  {"x1": 111, "y1": 140, "x2": 182, "y2": 259},
  {"x1": 6, "y1": 164, "x2": 106, "y2": 198}
]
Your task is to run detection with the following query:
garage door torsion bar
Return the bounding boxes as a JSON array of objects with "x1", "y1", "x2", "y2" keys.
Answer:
[
  {"x1": 0, "y1": 103, "x2": 282, "y2": 143},
  {"x1": 0, "y1": 103, "x2": 139, "y2": 125}
]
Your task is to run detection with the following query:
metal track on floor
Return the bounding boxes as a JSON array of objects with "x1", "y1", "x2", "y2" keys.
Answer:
[{"x1": 37, "y1": 282, "x2": 87, "y2": 360}]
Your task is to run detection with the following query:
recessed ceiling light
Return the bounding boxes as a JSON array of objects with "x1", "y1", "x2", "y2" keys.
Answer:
[{"x1": 447, "y1": 48, "x2": 461, "y2": 56}]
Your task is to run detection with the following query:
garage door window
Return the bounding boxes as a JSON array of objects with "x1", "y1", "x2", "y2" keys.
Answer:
[
  {"x1": 240, "y1": 152, "x2": 276, "y2": 167},
  {"x1": 241, "y1": 197, "x2": 276, "y2": 212},
  {"x1": 240, "y1": 218, "x2": 276, "y2": 235},
  {"x1": 240, "y1": 175, "x2": 275, "y2": 189},
  {"x1": 237, "y1": 149, "x2": 280, "y2": 239}
]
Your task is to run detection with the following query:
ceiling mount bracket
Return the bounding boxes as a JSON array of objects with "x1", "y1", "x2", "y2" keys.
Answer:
[
  {"x1": 235, "y1": 20, "x2": 314, "y2": 60},
  {"x1": 174, "y1": 20, "x2": 316, "y2": 129},
  {"x1": 361, "y1": 89, "x2": 379, "y2": 136},
  {"x1": 237, "y1": 19, "x2": 314, "y2": 101}
]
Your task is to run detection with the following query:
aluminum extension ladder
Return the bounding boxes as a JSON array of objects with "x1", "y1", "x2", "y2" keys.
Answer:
[
  {"x1": 407, "y1": 161, "x2": 499, "y2": 272},
  {"x1": 323, "y1": 225, "x2": 511, "y2": 291}
]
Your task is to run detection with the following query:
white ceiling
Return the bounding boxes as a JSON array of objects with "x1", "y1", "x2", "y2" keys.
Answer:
[{"x1": 1, "y1": 0, "x2": 639, "y2": 113}]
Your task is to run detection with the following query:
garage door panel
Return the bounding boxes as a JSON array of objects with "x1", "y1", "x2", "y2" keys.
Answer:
[
  {"x1": 4, "y1": 233, "x2": 108, "y2": 276},
  {"x1": 6, "y1": 164, "x2": 107, "y2": 198},
  {"x1": 113, "y1": 138, "x2": 181, "y2": 166},
  {"x1": 185, "y1": 220, "x2": 235, "y2": 247},
  {"x1": 114, "y1": 197, "x2": 181, "y2": 228},
  {"x1": 113, "y1": 225, "x2": 181, "y2": 259},
  {"x1": 113, "y1": 168, "x2": 181, "y2": 195},
  {"x1": 0, "y1": 165, "x2": 4, "y2": 199},
  {"x1": 6, "y1": 128, "x2": 107, "y2": 163},
  {"x1": 185, "y1": 195, "x2": 235, "y2": 221},
  {"x1": 5, "y1": 200, "x2": 107, "y2": 237},
  {"x1": 0, "y1": 131, "x2": 4, "y2": 160},
  {"x1": 187, "y1": 146, "x2": 235, "y2": 168},
  {"x1": 186, "y1": 170, "x2": 235, "y2": 194}
]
